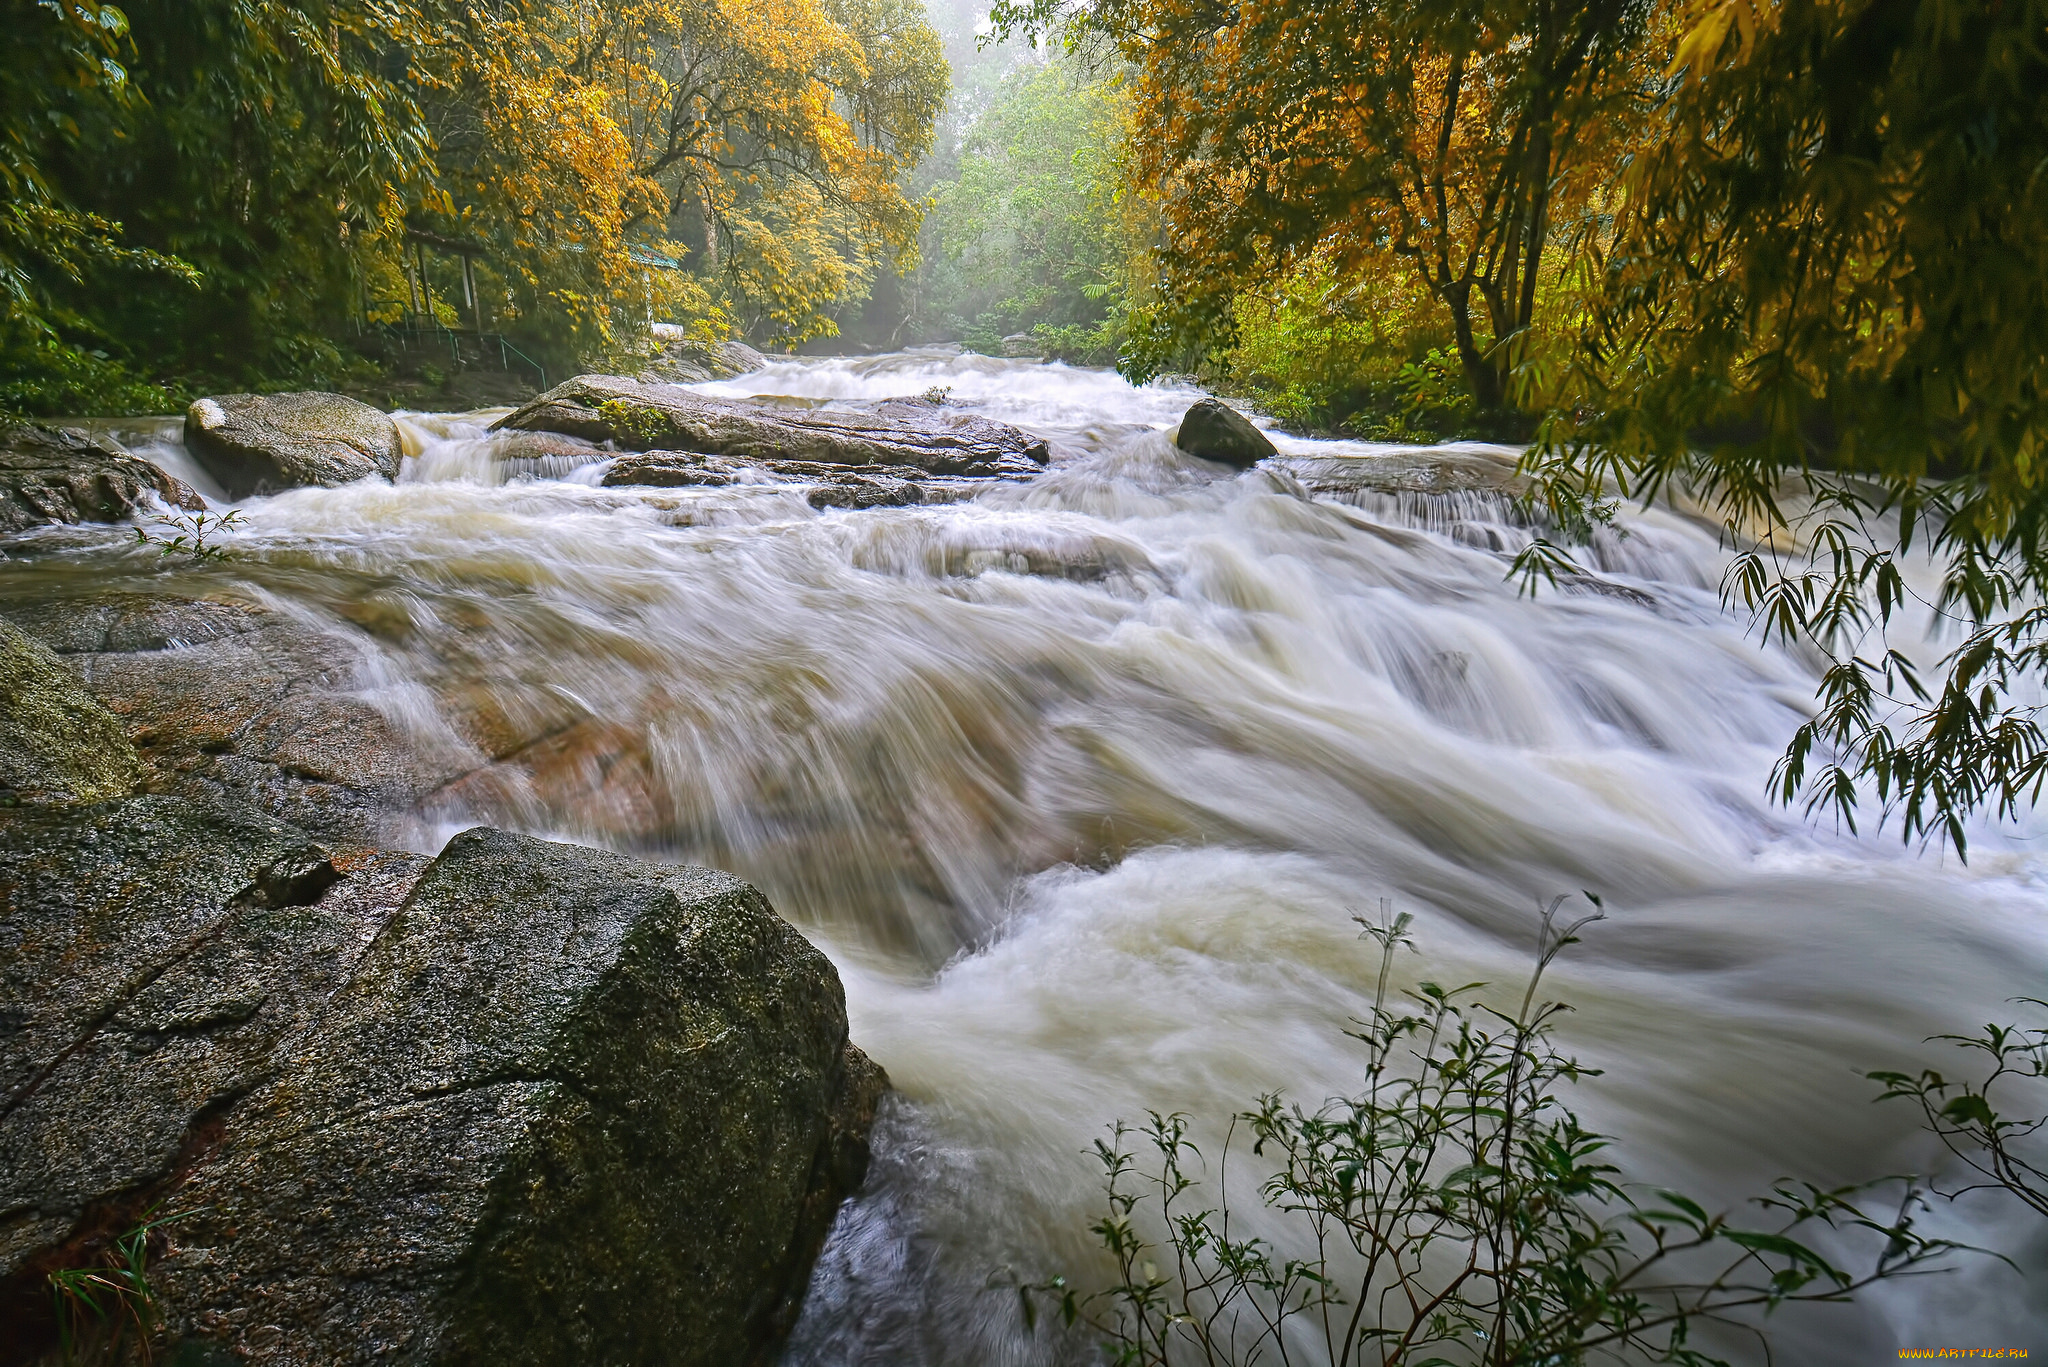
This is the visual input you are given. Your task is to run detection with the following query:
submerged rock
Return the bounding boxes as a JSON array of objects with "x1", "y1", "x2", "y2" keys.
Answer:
[
  {"x1": 0, "y1": 591, "x2": 463, "y2": 845},
  {"x1": 1174, "y1": 398, "x2": 1278, "y2": 469},
  {"x1": 185, "y1": 391, "x2": 400, "y2": 497},
  {"x1": 603, "y1": 450, "x2": 944, "y2": 509},
  {"x1": 0, "y1": 620, "x2": 143, "y2": 807},
  {"x1": 494, "y1": 374, "x2": 1050, "y2": 477},
  {"x1": 0, "y1": 806, "x2": 882, "y2": 1366},
  {"x1": 0, "y1": 423, "x2": 202, "y2": 533}
]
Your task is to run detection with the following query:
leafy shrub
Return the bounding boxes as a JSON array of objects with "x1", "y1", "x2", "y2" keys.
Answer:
[
  {"x1": 1872, "y1": 999, "x2": 2048, "y2": 1220},
  {"x1": 1032, "y1": 901, "x2": 1958, "y2": 1366}
]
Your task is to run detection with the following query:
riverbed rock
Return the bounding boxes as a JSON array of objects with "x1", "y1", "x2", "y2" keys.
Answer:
[
  {"x1": 0, "y1": 806, "x2": 884, "y2": 1366},
  {"x1": 185, "y1": 391, "x2": 400, "y2": 498},
  {"x1": 999, "y1": 333, "x2": 1041, "y2": 360},
  {"x1": 641, "y1": 337, "x2": 771, "y2": 384},
  {"x1": 0, "y1": 620, "x2": 143, "y2": 808},
  {"x1": 0, "y1": 591, "x2": 466, "y2": 845},
  {"x1": 1174, "y1": 398, "x2": 1278, "y2": 469},
  {"x1": 494, "y1": 374, "x2": 1050, "y2": 477},
  {"x1": 1278, "y1": 448, "x2": 1526, "y2": 499},
  {"x1": 0, "y1": 423, "x2": 203, "y2": 534},
  {"x1": 603, "y1": 450, "x2": 943, "y2": 509}
]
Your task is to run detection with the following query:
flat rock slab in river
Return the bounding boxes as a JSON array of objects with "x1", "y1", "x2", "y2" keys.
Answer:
[
  {"x1": 0, "y1": 805, "x2": 884, "y2": 1366},
  {"x1": 185, "y1": 391, "x2": 400, "y2": 498},
  {"x1": 1278, "y1": 448, "x2": 1528, "y2": 497},
  {"x1": 603, "y1": 450, "x2": 983, "y2": 509},
  {"x1": 0, "y1": 423, "x2": 203, "y2": 533},
  {"x1": 494, "y1": 375, "x2": 1050, "y2": 478}
]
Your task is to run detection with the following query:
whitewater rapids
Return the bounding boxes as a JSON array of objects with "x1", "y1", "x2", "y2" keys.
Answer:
[{"x1": 68, "y1": 352, "x2": 2048, "y2": 1359}]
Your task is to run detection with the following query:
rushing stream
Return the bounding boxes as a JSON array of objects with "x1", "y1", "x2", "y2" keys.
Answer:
[{"x1": 28, "y1": 352, "x2": 2048, "y2": 1358}]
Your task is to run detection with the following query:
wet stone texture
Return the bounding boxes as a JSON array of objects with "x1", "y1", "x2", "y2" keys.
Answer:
[
  {"x1": 602, "y1": 450, "x2": 988, "y2": 509},
  {"x1": 185, "y1": 392, "x2": 400, "y2": 498},
  {"x1": 495, "y1": 374, "x2": 1051, "y2": 478},
  {"x1": 0, "y1": 810, "x2": 882, "y2": 1367},
  {"x1": 0, "y1": 423, "x2": 203, "y2": 534},
  {"x1": 0, "y1": 591, "x2": 465, "y2": 846}
]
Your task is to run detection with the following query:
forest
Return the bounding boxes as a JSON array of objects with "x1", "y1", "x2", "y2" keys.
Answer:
[{"x1": 5, "y1": 1, "x2": 2048, "y2": 1361}]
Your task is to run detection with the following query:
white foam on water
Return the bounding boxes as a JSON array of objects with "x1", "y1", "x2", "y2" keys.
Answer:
[{"x1": 76, "y1": 353, "x2": 2048, "y2": 1362}]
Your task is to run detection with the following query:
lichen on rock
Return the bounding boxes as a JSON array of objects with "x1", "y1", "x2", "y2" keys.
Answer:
[{"x1": 0, "y1": 619, "x2": 143, "y2": 807}]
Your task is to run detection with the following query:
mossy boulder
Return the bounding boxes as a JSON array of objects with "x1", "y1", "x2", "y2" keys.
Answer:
[
  {"x1": 0, "y1": 808, "x2": 881, "y2": 1366},
  {"x1": 185, "y1": 392, "x2": 400, "y2": 498},
  {"x1": 1174, "y1": 398, "x2": 1278, "y2": 469},
  {"x1": 0, "y1": 619, "x2": 143, "y2": 807}
]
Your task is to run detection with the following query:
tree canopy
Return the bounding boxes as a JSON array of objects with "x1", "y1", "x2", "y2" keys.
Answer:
[
  {"x1": 1, "y1": 0, "x2": 947, "y2": 407},
  {"x1": 982, "y1": 0, "x2": 2048, "y2": 850}
]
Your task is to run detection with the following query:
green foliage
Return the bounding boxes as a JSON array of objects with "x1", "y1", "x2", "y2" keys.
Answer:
[
  {"x1": 134, "y1": 508, "x2": 244, "y2": 562},
  {"x1": 4, "y1": 0, "x2": 949, "y2": 408},
  {"x1": 1211, "y1": 253, "x2": 1481, "y2": 439},
  {"x1": 1522, "y1": 0, "x2": 2048, "y2": 853},
  {"x1": 48, "y1": 1205, "x2": 197, "y2": 1366},
  {"x1": 1032, "y1": 901, "x2": 1960, "y2": 1365},
  {"x1": 918, "y1": 61, "x2": 1130, "y2": 356},
  {"x1": 1872, "y1": 1000, "x2": 2048, "y2": 1222}
]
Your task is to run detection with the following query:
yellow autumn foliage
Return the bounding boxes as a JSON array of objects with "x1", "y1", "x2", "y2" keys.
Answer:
[{"x1": 398, "y1": 0, "x2": 945, "y2": 359}]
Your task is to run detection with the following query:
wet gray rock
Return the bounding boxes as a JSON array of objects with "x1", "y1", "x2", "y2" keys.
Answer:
[
  {"x1": 1174, "y1": 398, "x2": 1278, "y2": 469},
  {"x1": 999, "y1": 333, "x2": 1041, "y2": 360},
  {"x1": 0, "y1": 808, "x2": 882, "y2": 1366},
  {"x1": 602, "y1": 450, "x2": 948, "y2": 510},
  {"x1": 0, "y1": 591, "x2": 465, "y2": 845},
  {"x1": 640, "y1": 337, "x2": 771, "y2": 384},
  {"x1": 185, "y1": 392, "x2": 400, "y2": 498},
  {"x1": 1278, "y1": 448, "x2": 1526, "y2": 498},
  {"x1": 494, "y1": 374, "x2": 1050, "y2": 477},
  {"x1": 0, "y1": 619, "x2": 143, "y2": 808},
  {"x1": 0, "y1": 423, "x2": 203, "y2": 534},
  {"x1": 0, "y1": 796, "x2": 400, "y2": 1317}
]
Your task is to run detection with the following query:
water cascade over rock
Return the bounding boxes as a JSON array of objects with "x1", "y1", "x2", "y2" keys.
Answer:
[{"x1": 0, "y1": 348, "x2": 2042, "y2": 1362}]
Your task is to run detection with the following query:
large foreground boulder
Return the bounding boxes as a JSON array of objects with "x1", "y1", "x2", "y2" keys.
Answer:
[
  {"x1": 1174, "y1": 398, "x2": 1278, "y2": 469},
  {"x1": 0, "y1": 803, "x2": 883, "y2": 1366},
  {"x1": 0, "y1": 620, "x2": 143, "y2": 807},
  {"x1": 495, "y1": 375, "x2": 1050, "y2": 477},
  {"x1": 185, "y1": 391, "x2": 400, "y2": 498},
  {"x1": 0, "y1": 423, "x2": 202, "y2": 534}
]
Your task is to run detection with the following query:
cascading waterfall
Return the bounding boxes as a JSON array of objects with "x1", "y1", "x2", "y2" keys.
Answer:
[{"x1": 52, "y1": 352, "x2": 2048, "y2": 1359}]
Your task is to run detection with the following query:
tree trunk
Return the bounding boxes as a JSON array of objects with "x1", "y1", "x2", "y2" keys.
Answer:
[{"x1": 1442, "y1": 281, "x2": 1505, "y2": 411}]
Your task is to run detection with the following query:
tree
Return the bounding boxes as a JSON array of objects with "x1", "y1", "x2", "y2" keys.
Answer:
[
  {"x1": 1524, "y1": 0, "x2": 2048, "y2": 853},
  {"x1": 993, "y1": 0, "x2": 1665, "y2": 412},
  {"x1": 548, "y1": 0, "x2": 946, "y2": 345},
  {"x1": 918, "y1": 59, "x2": 1131, "y2": 355}
]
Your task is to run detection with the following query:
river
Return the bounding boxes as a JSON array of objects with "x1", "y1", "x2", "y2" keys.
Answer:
[{"x1": 46, "y1": 351, "x2": 2048, "y2": 1359}]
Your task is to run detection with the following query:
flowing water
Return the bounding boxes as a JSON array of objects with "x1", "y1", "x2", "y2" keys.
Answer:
[{"x1": 26, "y1": 352, "x2": 2048, "y2": 1358}]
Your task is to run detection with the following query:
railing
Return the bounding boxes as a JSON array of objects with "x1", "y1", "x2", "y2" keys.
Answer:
[{"x1": 366, "y1": 316, "x2": 548, "y2": 392}]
